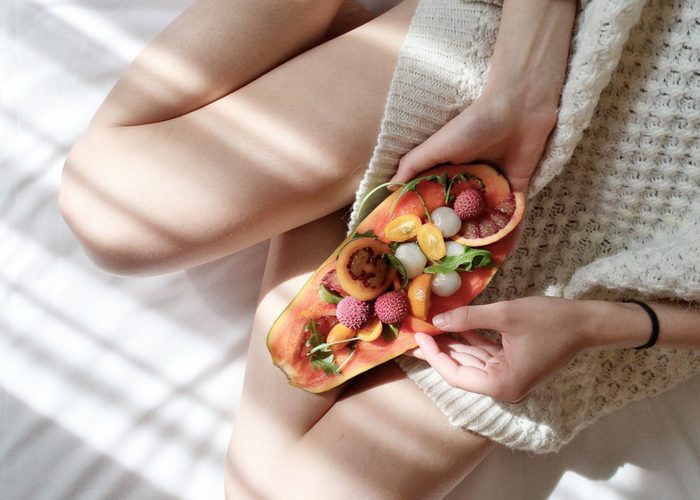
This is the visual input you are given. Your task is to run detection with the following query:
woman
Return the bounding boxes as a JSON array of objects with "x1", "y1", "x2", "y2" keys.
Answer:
[{"x1": 60, "y1": 0, "x2": 700, "y2": 498}]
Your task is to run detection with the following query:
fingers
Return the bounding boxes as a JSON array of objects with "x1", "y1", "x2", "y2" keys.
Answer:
[
  {"x1": 389, "y1": 134, "x2": 447, "y2": 187},
  {"x1": 414, "y1": 332, "x2": 494, "y2": 394},
  {"x1": 414, "y1": 332, "x2": 526, "y2": 402},
  {"x1": 433, "y1": 334, "x2": 496, "y2": 364},
  {"x1": 388, "y1": 111, "x2": 481, "y2": 187},
  {"x1": 458, "y1": 330, "x2": 501, "y2": 357}
]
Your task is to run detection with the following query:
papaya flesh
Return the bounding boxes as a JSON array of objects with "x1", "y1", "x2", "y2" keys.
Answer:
[{"x1": 267, "y1": 164, "x2": 523, "y2": 393}]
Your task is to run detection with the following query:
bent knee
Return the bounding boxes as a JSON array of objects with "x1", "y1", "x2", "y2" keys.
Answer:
[{"x1": 59, "y1": 139, "x2": 187, "y2": 275}]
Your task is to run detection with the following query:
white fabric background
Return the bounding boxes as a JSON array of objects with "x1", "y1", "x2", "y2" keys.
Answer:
[{"x1": 1, "y1": 0, "x2": 699, "y2": 499}]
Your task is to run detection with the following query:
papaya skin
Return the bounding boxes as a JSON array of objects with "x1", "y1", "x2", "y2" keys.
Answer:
[{"x1": 267, "y1": 164, "x2": 523, "y2": 393}]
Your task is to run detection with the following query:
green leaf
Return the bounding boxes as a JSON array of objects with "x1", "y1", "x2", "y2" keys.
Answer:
[
  {"x1": 381, "y1": 323, "x2": 400, "y2": 342},
  {"x1": 384, "y1": 253, "x2": 408, "y2": 289},
  {"x1": 353, "y1": 229, "x2": 376, "y2": 240},
  {"x1": 310, "y1": 353, "x2": 341, "y2": 376},
  {"x1": 389, "y1": 174, "x2": 441, "y2": 216},
  {"x1": 445, "y1": 173, "x2": 485, "y2": 204},
  {"x1": 415, "y1": 190, "x2": 432, "y2": 222},
  {"x1": 423, "y1": 248, "x2": 493, "y2": 274},
  {"x1": 305, "y1": 318, "x2": 322, "y2": 348},
  {"x1": 355, "y1": 181, "x2": 405, "y2": 225},
  {"x1": 305, "y1": 318, "x2": 341, "y2": 376},
  {"x1": 318, "y1": 285, "x2": 342, "y2": 305},
  {"x1": 337, "y1": 229, "x2": 378, "y2": 255},
  {"x1": 308, "y1": 336, "x2": 362, "y2": 355},
  {"x1": 389, "y1": 323, "x2": 400, "y2": 337},
  {"x1": 336, "y1": 347, "x2": 356, "y2": 373}
]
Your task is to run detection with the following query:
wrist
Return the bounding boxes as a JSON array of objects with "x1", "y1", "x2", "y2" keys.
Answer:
[
  {"x1": 579, "y1": 300, "x2": 654, "y2": 351},
  {"x1": 484, "y1": 0, "x2": 577, "y2": 112}
]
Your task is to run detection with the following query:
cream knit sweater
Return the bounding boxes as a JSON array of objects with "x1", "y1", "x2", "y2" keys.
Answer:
[{"x1": 348, "y1": 0, "x2": 700, "y2": 453}]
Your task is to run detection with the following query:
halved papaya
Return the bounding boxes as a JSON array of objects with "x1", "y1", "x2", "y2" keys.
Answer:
[{"x1": 267, "y1": 164, "x2": 524, "y2": 393}]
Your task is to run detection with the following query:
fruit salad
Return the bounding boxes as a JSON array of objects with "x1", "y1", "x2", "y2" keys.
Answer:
[{"x1": 267, "y1": 164, "x2": 525, "y2": 392}]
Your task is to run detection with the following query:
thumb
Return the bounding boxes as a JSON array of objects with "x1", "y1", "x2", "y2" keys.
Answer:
[
  {"x1": 432, "y1": 303, "x2": 507, "y2": 332},
  {"x1": 389, "y1": 134, "x2": 446, "y2": 188},
  {"x1": 389, "y1": 111, "x2": 483, "y2": 188}
]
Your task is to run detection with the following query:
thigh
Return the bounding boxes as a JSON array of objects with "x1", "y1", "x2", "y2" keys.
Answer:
[
  {"x1": 286, "y1": 363, "x2": 496, "y2": 500},
  {"x1": 226, "y1": 211, "x2": 495, "y2": 500},
  {"x1": 226, "y1": 209, "x2": 350, "y2": 498},
  {"x1": 62, "y1": 0, "x2": 418, "y2": 274}
]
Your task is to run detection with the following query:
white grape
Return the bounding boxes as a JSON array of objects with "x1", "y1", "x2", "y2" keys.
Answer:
[
  {"x1": 430, "y1": 271, "x2": 462, "y2": 297},
  {"x1": 430, "y1": 207, "x2": 462, "y2": 238},
  {"x1": 394, "y1": 243, "x2": 428, "y2": 279},
  {"x1": 445, "y1": 241, "x2": 467, "y2": 257}
]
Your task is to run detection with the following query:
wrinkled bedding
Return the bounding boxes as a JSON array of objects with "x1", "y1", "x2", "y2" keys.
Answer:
[{"x1": 2, "y1": 1, "x2": 699, "y2": 498}]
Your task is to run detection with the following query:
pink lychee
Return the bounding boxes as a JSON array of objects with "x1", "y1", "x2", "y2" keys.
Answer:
[
  {"x1": 374, "y1": 291, "x2": 410, "y2": 324},
  {"x1": 336, "y1": 296, "x2": 371, "y2": 329},
  {"x1": 454, "y1": 188, "x2": 485, "y2": 220}
]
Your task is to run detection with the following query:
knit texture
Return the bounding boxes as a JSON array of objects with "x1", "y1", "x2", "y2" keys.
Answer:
[{"x1": 348, "y1": 0, "x2": 700, "y2": 453}]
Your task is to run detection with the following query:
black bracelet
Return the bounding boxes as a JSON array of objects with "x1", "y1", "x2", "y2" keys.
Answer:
[{"x1": 624, "y1": 299, "x2": 660, "y2": 350}]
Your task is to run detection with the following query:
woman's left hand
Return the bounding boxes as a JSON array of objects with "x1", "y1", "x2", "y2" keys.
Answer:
[
  {"x1": 388, "y1": 91, "x2": 557, "y2": 194},
  {"x1": 413, "y1": 297, "x2": 598, "y2": 403}
]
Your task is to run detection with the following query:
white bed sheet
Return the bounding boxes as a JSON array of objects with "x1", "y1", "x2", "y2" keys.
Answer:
[{"x1": 2, "y1": 1, "x2": 698, "y2": 499}]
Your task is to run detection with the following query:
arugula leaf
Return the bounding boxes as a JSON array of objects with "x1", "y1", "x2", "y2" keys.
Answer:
[
  {"x1": 389, "y1": 174, "x2": 442, "y2": 217},
  {"x1": 337, "y1": 229, "x2": 378, "y2": 255},
  {"x1": 423, "y1": 248, "x2": 493, "y2": 274},
  {"x1": 381, "y1": 323, "x2": 400, "y2": 342},
  {"x1": 353, "y1": 229, "x2": 376, "y2": 240},
  {"x1": 310, "y1": 352, "x2": 341, "y2": 376},
  {"x1": 355, "y1": 181, "x2": 405, "y2": 226},
  {"x1": 444, "y1": 173, "x2": 485, "y2": 204},
  {"x1": 318, "y1": 285, "x2": 342, "y2": 305},
  {"x1": 384, "y1": 253, "x2": 408, "y2": 289},
  {"x1": 308, "y1": 336, "x2": 362, "y2": 355},
  {"x1": 305, "y1": 318, "x2": 323, "y2": 348},
  {"x1": 305, "y1": 318, "x2": 341, "y2": 376},
  {"x1": 336, "y1": 347, "x2": 356, "y2": 373}
]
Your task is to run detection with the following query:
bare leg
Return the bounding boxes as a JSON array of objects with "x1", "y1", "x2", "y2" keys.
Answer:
[
  {"x1": 60, "y1": 0, "x2": 417, "y2": 275},
  {"x1": 227, "y1": 212, "x2": 495, "y2": 499}
]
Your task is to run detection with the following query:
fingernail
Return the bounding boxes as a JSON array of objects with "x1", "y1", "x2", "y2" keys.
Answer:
[{"x1": 432, "y1": 313, "x2": 449, "y2": 328}]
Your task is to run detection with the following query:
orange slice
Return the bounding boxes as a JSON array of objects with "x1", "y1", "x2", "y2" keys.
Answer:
[
  {"x1": 407, "y1": 273, "x2": 432, "y2": 320},
  {"x1": 453, "y1": 191, "x2": 525, "y2": 247}
]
